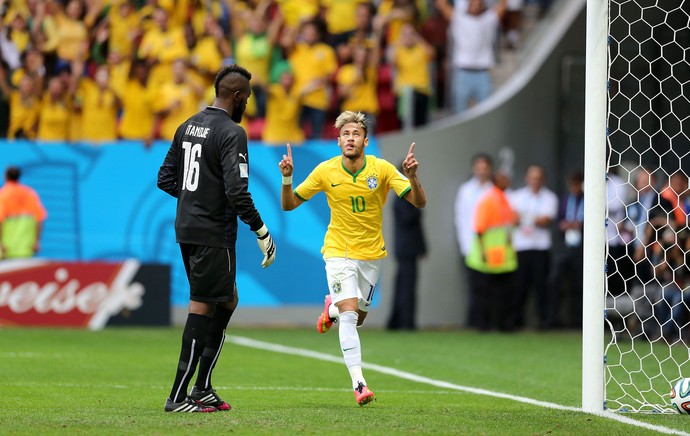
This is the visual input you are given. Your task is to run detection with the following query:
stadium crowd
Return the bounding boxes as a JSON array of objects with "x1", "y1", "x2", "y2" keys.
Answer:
[{"x1": 0, "y1": 0, "x2": 548, "y2": 145}]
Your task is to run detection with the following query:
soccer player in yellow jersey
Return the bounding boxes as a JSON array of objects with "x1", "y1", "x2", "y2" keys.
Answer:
[{"x1": 278, "y1": 111, "x2": 426, "y2": 405}]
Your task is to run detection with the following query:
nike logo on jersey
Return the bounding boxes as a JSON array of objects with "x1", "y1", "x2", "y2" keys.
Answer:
[
  {"x1": 342, "y1": 347, "x2": 356, "y2": 352},
  {"x1": 331, "y1": 182, "x2": 342, "y2": 187},
  {"x1": 239, "y1": 153, "x2": 247, "y2": 162}
]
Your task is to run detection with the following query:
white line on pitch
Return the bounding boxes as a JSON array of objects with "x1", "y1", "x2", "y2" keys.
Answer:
[{"x1": 228, "y1": 335, "x2": 689, "y2": 436}]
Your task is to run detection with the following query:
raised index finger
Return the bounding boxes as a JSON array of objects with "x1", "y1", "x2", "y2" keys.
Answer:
[
  {"x1": 286, "y1": 143, "x2": 292, "y2": 161},
  {"x1": 408, "y1": 142, "x2": 416, "y2": 155}
]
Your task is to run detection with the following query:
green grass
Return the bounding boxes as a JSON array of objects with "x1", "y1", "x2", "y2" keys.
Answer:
[{"x1": 1, "y1": 327, "x2": 689, "y2": 435}]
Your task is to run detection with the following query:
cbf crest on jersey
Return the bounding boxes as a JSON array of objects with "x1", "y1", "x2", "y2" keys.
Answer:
[
  {"x1": 366, "y1": 175, "x2": 378, "y2": 190},
  {"x1": 331, "y1": 280, "x2": 342, "y2": 294}
]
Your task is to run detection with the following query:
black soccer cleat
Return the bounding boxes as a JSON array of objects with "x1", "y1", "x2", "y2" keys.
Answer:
[
  {"x1": 164, "y1": 396, "x2": 217, "y2": 413},
  {"x1": 189, "y1": 387, "x2": 232, "y2": 411}
]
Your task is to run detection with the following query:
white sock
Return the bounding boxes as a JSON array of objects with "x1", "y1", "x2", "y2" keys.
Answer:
[
  {"x1": 338, "y1": 311, "x2": 366, "y2": 390},
  {"x1": 328, "y1": 303, "x2": 339, "y2": 319}
]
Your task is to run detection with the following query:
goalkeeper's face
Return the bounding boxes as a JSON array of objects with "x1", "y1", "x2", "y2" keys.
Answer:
[{"x1": 337, "y1": 123, "x2": 368, "y2": 159}]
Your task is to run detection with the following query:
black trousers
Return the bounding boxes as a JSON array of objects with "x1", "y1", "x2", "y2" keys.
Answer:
[
  {"x1": 548, "y1": 245, "x2": 583, "y2": 328},
  {"x1": 511, "y1": 249, "x2": 551, "y2": 329},
  {"x1": 465, "y1": 262, "x2": 484, "y2": 329},
  {"x1": 387, "y1": 257, "x2": 419, "y2": 330},
  {"x1": 472, "y1": 269, "x2": 515, "y2": 331}
]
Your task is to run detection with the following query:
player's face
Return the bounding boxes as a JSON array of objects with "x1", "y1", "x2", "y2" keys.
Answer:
[
  {"x1": 337, "y1": 123, "x2": 368, "y2": 159},
  {"x1": 231, "y1": 81, "x2": 251, "y2": 123}
]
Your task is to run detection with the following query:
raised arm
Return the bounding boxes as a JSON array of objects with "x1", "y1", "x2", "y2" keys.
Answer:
[
  {"x1": 434, "y1": 0, "x2": 453, "y2": 22},
  {"x1": 495, "y1": 0, "x2": 508, "y2": 21},
  {"x1": 278, "y1": 143, "x2": 304, "y2": 211},
  {"x1": 401, "y1": 142, "x2": 427, "y2": 208}
]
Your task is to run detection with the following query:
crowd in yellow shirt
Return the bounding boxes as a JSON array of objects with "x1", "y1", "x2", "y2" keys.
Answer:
[{"x1": 0, "y1": 0, "x2": 441, "y2": 145}]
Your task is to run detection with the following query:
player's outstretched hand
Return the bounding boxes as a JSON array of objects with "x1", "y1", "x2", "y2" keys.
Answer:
[
  {"x1": 255, "y1": 224, "x2": 276, "y2": 268},
  {"x1": 402, "y1": 142, "x2": 418, "y2": 178},
  {"x1": 278, "y1": 143, "x2": 294, "y2": 177}
]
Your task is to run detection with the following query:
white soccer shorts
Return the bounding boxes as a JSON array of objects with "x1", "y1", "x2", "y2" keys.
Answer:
[{"x1": 324, "y1": 257, "x2": 382, "y2": 312}]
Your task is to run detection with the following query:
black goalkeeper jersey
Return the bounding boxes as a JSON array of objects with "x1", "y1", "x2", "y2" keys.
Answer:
[{"x1": 157, "y1": 106, "x2": 264, "y2": 249}]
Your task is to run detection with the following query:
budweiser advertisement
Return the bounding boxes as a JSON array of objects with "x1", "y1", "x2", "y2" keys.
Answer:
[{"x1": 0, "y1": 259, "x2": 170, "y2": 329}]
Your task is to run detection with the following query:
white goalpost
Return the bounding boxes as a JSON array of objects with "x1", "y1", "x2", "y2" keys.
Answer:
[
  {"x1": 583, "y1": 0, "x2": 690, "y2": 413},
  {"x1": 582, "y1": 0, "x2": 607, "y2": 414}
]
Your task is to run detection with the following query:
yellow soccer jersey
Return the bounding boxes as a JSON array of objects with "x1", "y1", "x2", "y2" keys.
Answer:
[
  {"x1": 78, "y1": 80, "x2": 119, "y2": 142},
  {"x1": 393, "y1": 43, "x2": 432, "y2": 95},
  {"x1": 262, "y1": 84, "x2": 304, "y2": 145},
  {"x1": 118, "y1": 79, "x2": 155, "y2": 140},
  {"x1": 336, "y1": 64, "x2": 379, "y2": 114},
  {"x1": 289, "y1": 42, "x2": 337, "y2": 110},
  {"x1": 294, "y1": 155, "x2": 411, "y2": 260}
]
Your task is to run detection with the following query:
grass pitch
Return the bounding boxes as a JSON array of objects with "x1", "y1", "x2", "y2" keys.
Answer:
[{"x1": 0, "y1": 327, "x2": 688, "y2": 435}]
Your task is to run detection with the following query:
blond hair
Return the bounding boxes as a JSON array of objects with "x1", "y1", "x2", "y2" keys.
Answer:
[{"x1": 334, "y1": 111, "x2": 368, "y2": 137}]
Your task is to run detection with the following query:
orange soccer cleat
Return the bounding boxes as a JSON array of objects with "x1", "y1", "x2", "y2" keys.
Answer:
[
  {"x1": 354, "y1": 382, "x2": 375, "y2": 405},
  {"x1": 317, "y1": 294, "x2": 336, "y2": 333}
]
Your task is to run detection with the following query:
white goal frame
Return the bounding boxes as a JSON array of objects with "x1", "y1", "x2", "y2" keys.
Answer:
[{"x1": 582, "y1": 0, "x2": 607, "y2": 413}]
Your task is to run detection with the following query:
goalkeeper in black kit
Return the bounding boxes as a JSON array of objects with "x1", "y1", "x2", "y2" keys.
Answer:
[{"x1": 157, "y1": 65, "x2": 276, "y2": 413}]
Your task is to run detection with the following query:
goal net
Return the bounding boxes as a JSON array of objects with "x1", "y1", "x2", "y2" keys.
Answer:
[{"x1": 603, "y1": 0, "x2": 690, "y2": 413}]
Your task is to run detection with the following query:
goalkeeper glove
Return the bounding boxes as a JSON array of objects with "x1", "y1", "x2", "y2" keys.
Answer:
[{"x1": 255, "y1": 224, "x2": 276, "y2": 268}]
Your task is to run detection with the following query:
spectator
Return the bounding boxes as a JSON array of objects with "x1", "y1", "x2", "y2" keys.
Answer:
[
  {"x1": 74, "y1": 64, "x2": 121, "y2": 143},
  {"x1": 190, "y1": 15, "x2": 232, "y2": 84},
  {"x1": 606, "y1": 167, "x2": 632, "y2": 297},
  {"x1": 465, "y1": 169, "x2": 517, "y2": 331},
  {"x1": 335, "y1": 2, "x2": 378, "y2": 64},
  {"x1": 0, "y1": 62, "x2": 14, "y2": 137},
  {"x1": 137, "y1": 6, "x2": 189, "y2": 89},
  {"x1": 661, "y1": 172, "x2": 689, "y2": 228},
  {"x1": 4, "y1": 9, "x2": 30, "y2": 57},
  {"x1": 30, "y1": 1, "x2": 60, "y2": 67},
  {"x1": 626, "y1": 167, "x2": 673, "y2": 263},
  {"x1": 187, "y1": 0, "x2": 227, "y2": 40},
  {"x1": 0, "y1": 166, "x2": 47, "y2": 259},
  {"x1": 336, "y1": 36, "x2": 382, "y2": 133},
  {"x1": 88, "y1": 18, "x2": 111, "y2": 66},
  {"x1": 284, "y1": 19, "x2": 337, "y2": 139},
  {"x1": 11, "y1": 48, "x2": 46, "y2": 95},
  {"x1": 502, "y1": 0, "x2": 524, "y2": 49},
  {"x1": 644, "y1": 222, "x2": 690, "y2": 343},
  {"x1": 118, "y1": 59, "x2": 156, "y2": 143},
  {"x1": 387, "y1": 161, "x2": 427, "y2": 330},
  {"x1": 454, "y1": 152, "x2": 493, "y2": 329},
  {"x1": 107, "y1": 0, "x2": 142, "y2": 60},
  {"x1": 435, "y1": 0, "x2": 507, "y2": 114},
  {"x1": 376, "y1": 0, "x2": 423, "y2": 47},
  {"x1": 153, "y1": 58, "x2": 205, "y2": 142},
  {"x1": 389, "y1": 22, "x2": 434, "y2": 127},
  {"x1": 547, "y1": 170, "x2": 584, "y2": 329},
  {"x1": 262, "y1": 63, "x2": 305, "y2": 145},
  {"x1": 508, "y1": 164, "x2": 558, "y2": 330},
  {"x1": 4, "y1": 74, "x2": 41, "y2": 140},
  {"x1": 105, "y1": 50, "x2": 133, "y2": 99},
  {"x1": 322, "y1": 0, "x2": 371, "y2": 47},
  {"x1": 36, "y1": 76, "x2": 74, "y2": 141},
  {"x1": 275, "y1": 0, "x2": 319, "y2": 31},
  {"x1": 230, "y1": 2, "x2": 283, "y2": 119},
  {"x1": 48, "y1": 0, "x2": 94, "y2": 65}
]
